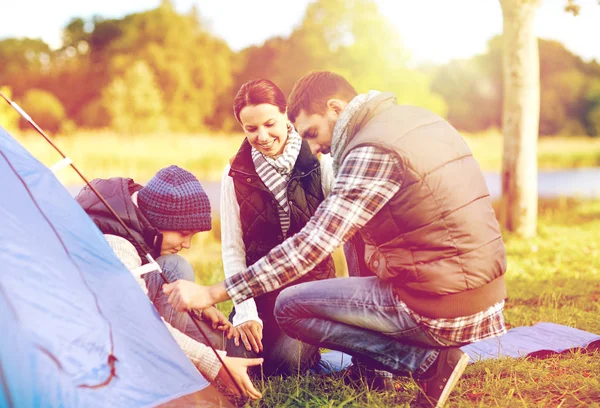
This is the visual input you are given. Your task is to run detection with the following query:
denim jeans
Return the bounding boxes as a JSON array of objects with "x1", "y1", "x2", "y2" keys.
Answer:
[
  {"x1": 275, "y1": 276, "x2": 458, "y2": 376},
  {"x1": 144, "y1": 254, "x2": 224, "y2": 350},
  {"x1": 343, "y1": 233, "x2": 372, "y2": 278},
  {"x1": 226, "y1": 292, "x2": 320, "y2": 376}
]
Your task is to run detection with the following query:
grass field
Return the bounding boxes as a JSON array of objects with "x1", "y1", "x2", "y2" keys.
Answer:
[
  {"x1": 11, "y1": 130, "x2": 600, "y2": 186},
  {"x1": 13, "y1": 129, "x2": 600, "y2": 406},
  {"x1": 181, "y1": 198, "x2": 600, "y2": 408}
]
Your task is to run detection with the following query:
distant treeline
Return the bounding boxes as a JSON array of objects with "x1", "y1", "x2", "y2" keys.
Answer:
[{"x1": 1, "y1": 0, "x2": 599, "y2": 136}]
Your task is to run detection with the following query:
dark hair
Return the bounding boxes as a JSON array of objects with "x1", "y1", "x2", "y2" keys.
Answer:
[
  {"x1": 233, "y1": 79, "x2": 287, "y2": 123},
  {"x1": 288, "y1": 71, "x2": 358, "y2": 123}
]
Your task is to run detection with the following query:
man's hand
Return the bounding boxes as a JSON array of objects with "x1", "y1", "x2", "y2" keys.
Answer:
[
  {"x1": 201, "y1": 306, "x2": 235, "y2": 338},
  {"x1": 233, "y1": 321, "x2": 263, "y2": 354},
  {"x1": 163, "y1": 280, "x2": 230, "y2": 312},
  {"x1": 163, "y1": 280, "x2": 210, "y2": 312},
  {"x1": 217, "y1": 356, "x2": 263, "y2": 400}
]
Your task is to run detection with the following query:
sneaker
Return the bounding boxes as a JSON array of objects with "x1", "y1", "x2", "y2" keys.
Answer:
[
  {"x1": 341, "y1": 364, "x2": 403, "y2": 392},
  {"x1": 416, "y1": 348, "x2": 469, "y2": 407}
]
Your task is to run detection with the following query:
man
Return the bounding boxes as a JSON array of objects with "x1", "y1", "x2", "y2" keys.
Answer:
[{"x1": 164, "y1": 72, "x2": 507, "y2": 407}]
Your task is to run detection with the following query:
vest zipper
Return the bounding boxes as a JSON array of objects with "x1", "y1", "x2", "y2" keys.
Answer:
[{"x1": 283, "y1": 166, "x2": 319, "y2": 238}]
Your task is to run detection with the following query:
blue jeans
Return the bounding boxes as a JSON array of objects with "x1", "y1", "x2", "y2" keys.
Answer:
[
  {"x1": 226, "y1": 293, "x2": 320, "y2": 376},
  {"x1": 144, "y1": 254, "x2": 224, "y2": 350},
  {"x1": 343, "y1": 233, "x2": 372, "y2": 278},
  {"x1": 275, "y1": 276, "x2": 459, "y2": 376},
  {"x1": 225, "y1": 323, "x2": 320, "y2": 376}
]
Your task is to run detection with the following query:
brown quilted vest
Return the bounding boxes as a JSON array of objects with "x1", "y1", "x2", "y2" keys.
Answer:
[{"x1": 340, "y1": 93, "x2": 507, "y2": 318}]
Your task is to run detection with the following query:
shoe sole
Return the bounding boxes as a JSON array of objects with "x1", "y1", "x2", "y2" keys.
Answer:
[{"x1": 434, "y1": 352, "x2": 470, "y2": 408}]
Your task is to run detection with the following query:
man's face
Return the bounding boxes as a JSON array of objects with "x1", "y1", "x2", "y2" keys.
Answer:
[
  {"x1": 160, "y1": 230, "x2": 198, "y2": 256},
  {"x1": 294, "y1": 110, "x2": 337, "y2": 155}
]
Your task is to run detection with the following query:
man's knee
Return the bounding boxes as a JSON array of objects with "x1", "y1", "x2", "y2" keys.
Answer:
[
  {"x1": 274, "y1": 286, "x2": 299, "y2": 327},
  {"x1": 156, "y1": 254, "x2": 195, "y2": 282}
]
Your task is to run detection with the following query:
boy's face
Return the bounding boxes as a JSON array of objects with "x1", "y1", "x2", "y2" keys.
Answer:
[{"x1": 159, "y1": 231, "x2": 198, "y2": 255}]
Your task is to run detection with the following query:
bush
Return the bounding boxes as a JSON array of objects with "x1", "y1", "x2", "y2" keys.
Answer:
[
  {"x1": 587, "y1": 104, "x2": 600, "y2": 137},
  {"x1": 0, "y1": 86, "x2": 20, "y2": 132},
  {"x1": 18, "y1": 89, "x2": 66, "y2": 134},
  {"x1": 77, "y1": 98, "x2": 111, "y2": 129},
  {"x1": 102, "y1": 60, "x2": 168, "y2": 134}
]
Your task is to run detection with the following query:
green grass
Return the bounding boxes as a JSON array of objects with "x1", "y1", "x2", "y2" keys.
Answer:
[
  {"x1": 13, "y1": 130, "x2": 246, "y2": 185},
  {"x1": 14, "y1": 128, "x2": 600, "y2": 406},
  {"x1": 464, "y1": 131, "x2": 600, "y2": 172},
  {"x1": 182, "y1": 198, "x2": 600, "y2": 407},
  {"x1": 11, "y1": 130, "x2": 600, "y2": 185}
]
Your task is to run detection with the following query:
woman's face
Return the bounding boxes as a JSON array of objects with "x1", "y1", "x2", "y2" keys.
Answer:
[{"x1": 239, "y1": 103, "x2": 288, "y2": 157}]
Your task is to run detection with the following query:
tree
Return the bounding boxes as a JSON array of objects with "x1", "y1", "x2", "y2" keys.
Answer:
[
  {"x1": 431, "y1": 43, "x2": 503, "y2": 132},
  {"x1": 499, "y1": 0, "x2": 599, "y2": 237},
  {"x1": 43, "y1": 5, "x2": 234, "y2": 132},
  {"x1": 102, "y1": 60, "x2": 168, "y2": 134},
  {"x1": 0, "y1": 38, "x2": 52, "y2": 98},
  {"x1": 432, "y1": 35, "x2": 599, "y2": 136},
  {"x1": 290, "y1": 0, "x2": 447, "y2": 115},
  {"x1": 498, "y1": 0, "x2": 541, "y2": 237},
  {"x1": 98, "y1": 3, "x2": 233, "y2": 131},
  {"x1": 584, "y1": 78, "x2": 600, "y2": 135},
  {"x1": 226, "y1": 0, "x2": 446, "y2": 119}
]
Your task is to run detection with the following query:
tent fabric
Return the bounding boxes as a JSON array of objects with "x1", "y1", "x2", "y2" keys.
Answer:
[
  {"x1": 0, "y1": 126, "x2": 218, "y2": 407},
  {"x1": 461, "y1": 322, "x2": 600, "y2": 363}
]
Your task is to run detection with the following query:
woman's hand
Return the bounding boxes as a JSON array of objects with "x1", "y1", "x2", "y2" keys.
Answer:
[
  {"x1": 201, "y1": 306, "x2": 235, "y2": 338},
  {"x1": 233, "y1": 320, "x2": 263, "y2": 354},
  {"x1": 217, "y1": 356, "x2": 264, "y2": 400}
]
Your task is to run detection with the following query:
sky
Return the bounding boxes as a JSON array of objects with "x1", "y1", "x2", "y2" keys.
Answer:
[{"x1": 0, "y1": 0, "x2": 599, "y2": 64}]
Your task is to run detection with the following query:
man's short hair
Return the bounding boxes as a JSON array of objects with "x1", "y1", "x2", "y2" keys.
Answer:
[{"x1": 288, "y1": 71, "x2": 358, "y2": 123}]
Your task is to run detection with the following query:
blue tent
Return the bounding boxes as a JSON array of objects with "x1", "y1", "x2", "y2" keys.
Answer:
[{"x1": 0, "y1": 126, "x2": 230, "y2": 407}]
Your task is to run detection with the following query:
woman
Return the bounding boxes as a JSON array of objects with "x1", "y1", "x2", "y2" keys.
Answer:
[{"x1": 221, "y1": 79, "x2": 336, "y2": 376}]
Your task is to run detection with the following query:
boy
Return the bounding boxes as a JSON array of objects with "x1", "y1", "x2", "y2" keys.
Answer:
[{"x1": 76, "y1": 165, "x2": 262, "y2": 400}]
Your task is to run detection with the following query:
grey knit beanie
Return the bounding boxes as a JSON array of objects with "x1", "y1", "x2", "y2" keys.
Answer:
[{"x1": 138, "y1": 165, "x2": 211, "y2": 231}]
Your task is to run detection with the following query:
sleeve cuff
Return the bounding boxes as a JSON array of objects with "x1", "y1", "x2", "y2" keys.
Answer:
[
  {"x1": 233, "y1": 315, "x2": 263, "y2": 328},
  {"x1": 225, "y1": 272, "x2": 253, "y2": 304}
]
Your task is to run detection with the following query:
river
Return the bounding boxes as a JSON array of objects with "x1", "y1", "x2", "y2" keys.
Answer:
[{"x1": 66, "y1": 168, "x2": 600, "y2": 213}]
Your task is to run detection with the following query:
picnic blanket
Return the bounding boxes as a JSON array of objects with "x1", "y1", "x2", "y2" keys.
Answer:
[{"x1": 461, "y1": 322, "x2": 600, "y2": 363}]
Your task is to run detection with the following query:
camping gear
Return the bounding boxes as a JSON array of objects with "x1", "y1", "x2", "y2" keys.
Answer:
[
  {"x1": 0, "y1": 96, "x2": 233, "y2": 406},
  {"x1": 462, "y1": 322, "x2": 600, "y2": 363}
]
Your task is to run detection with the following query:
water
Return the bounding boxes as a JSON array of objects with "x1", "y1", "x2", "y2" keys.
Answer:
[
  {"x1": 484, "y1": 168, "x2": 600, "y2": 199},
  {"x1": 67, "y1": 168, "x2": 600, "y2": 212}
]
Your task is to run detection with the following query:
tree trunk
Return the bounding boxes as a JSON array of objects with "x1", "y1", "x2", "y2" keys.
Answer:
[{"x1": 499, "y1": 0, "x2": 541, "y2": 237}]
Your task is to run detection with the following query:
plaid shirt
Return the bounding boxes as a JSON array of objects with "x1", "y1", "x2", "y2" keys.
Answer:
[
  {"x1": 399, "y1": 299, "x2": 506, "y2": 344},
  {"x1": 225, "y1": 145, "x2": 506, "y2": 344}
]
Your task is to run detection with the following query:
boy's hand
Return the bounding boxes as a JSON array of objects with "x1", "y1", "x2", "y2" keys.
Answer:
[
  {"x1": 163, "y1": 280, "x2": 230, "y2": 312},
  {"x1": 217, "y1": 356, "x2": 263, "y2": 400}
]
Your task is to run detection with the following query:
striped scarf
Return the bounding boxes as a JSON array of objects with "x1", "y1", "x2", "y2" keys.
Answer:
[
  {"x1": 251, "y1": 127, "x2": 302, "y2": 236},
  {"x1": 331, "y1": 90, "x2": 381, "y2": 176}
]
